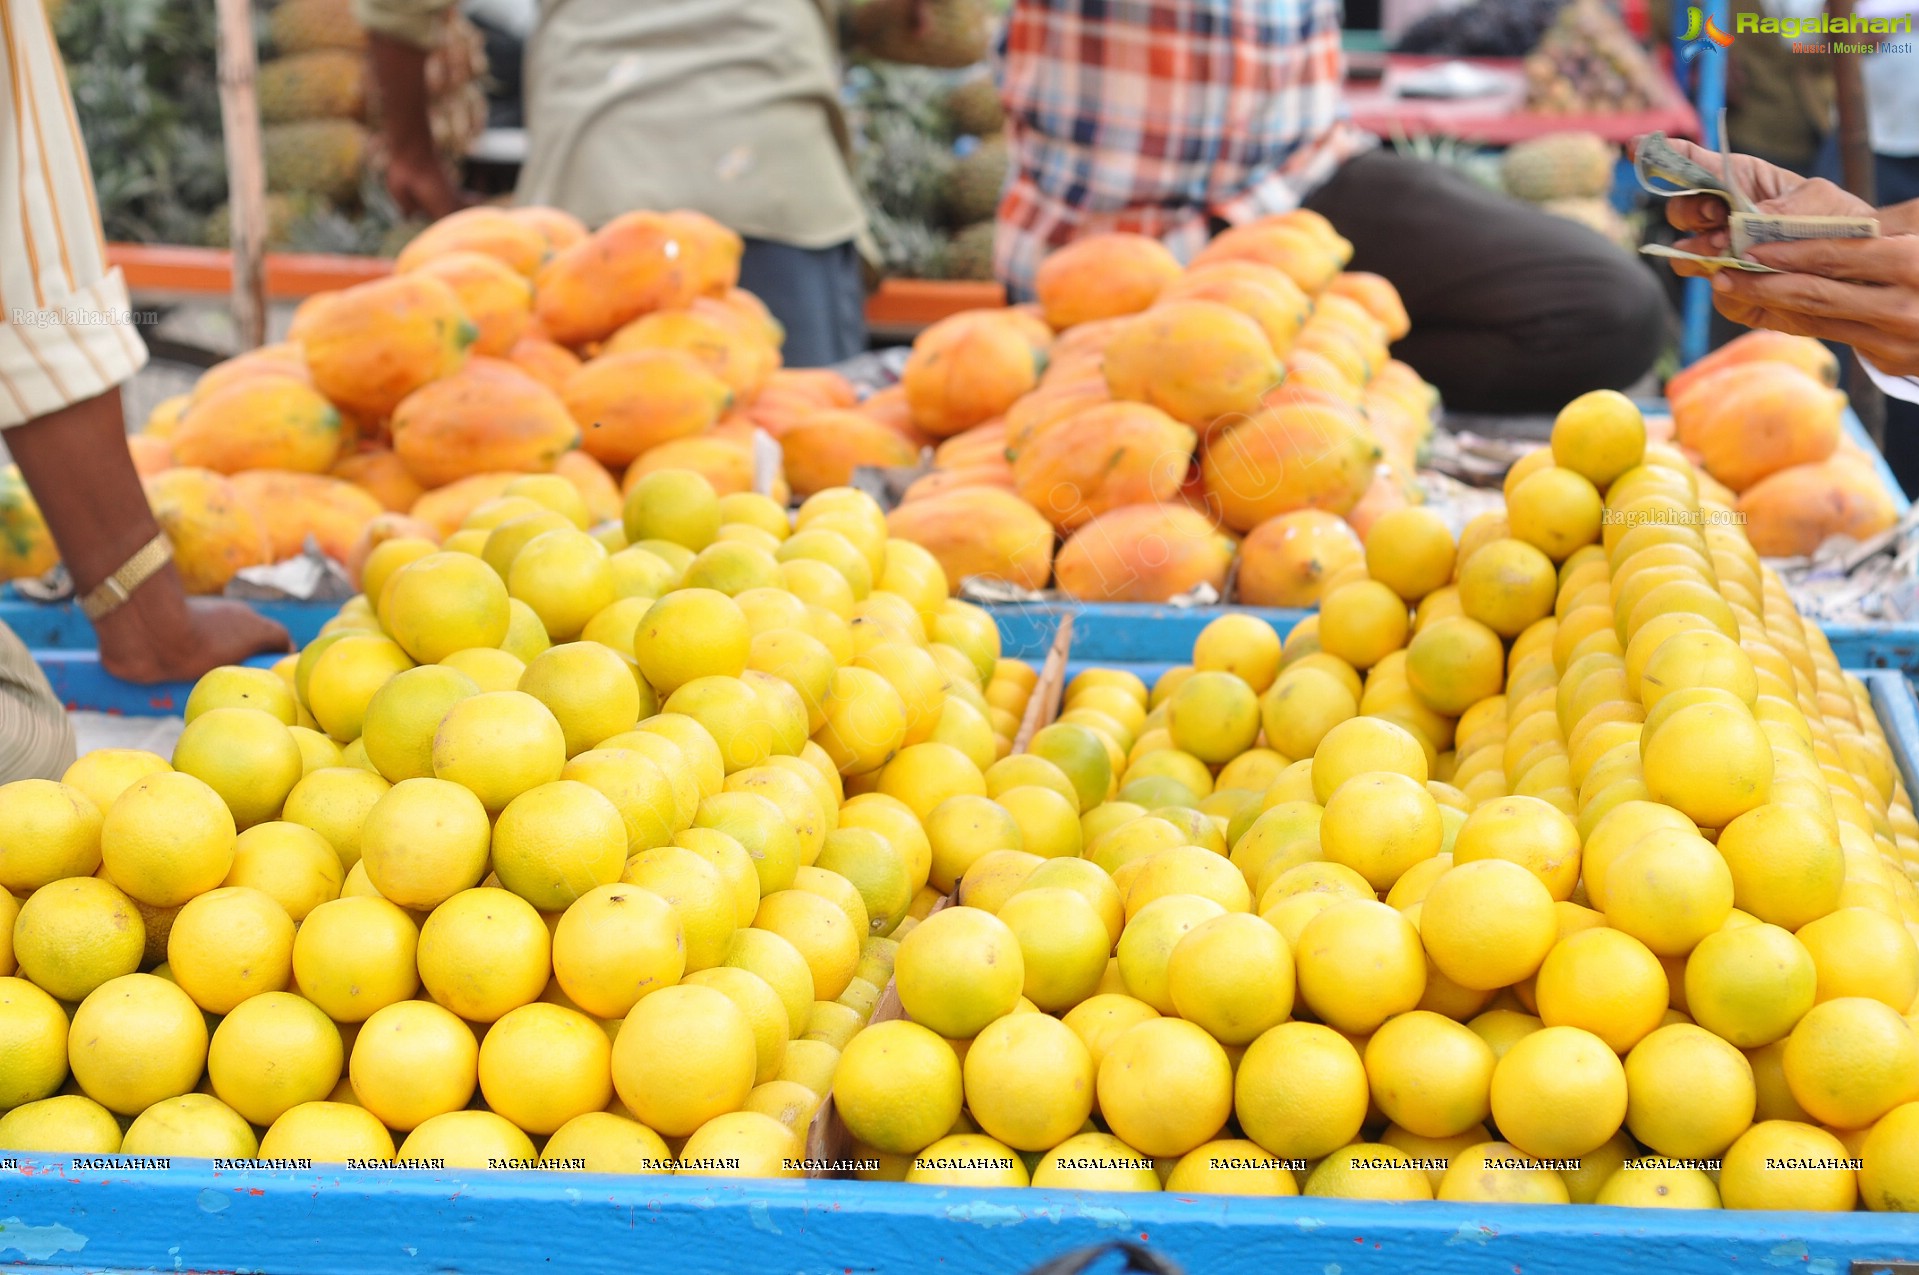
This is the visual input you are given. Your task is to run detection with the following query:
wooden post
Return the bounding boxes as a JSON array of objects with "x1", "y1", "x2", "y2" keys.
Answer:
[
  {"x1": 213, "y1": 0, "x2": 267, "y2": 353},
  {"x1": 1826, "y1": 0, "x2": 1885, "y2": 444}
]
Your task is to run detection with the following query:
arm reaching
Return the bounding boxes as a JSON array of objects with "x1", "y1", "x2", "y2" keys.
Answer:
[{"x1": 355, "y1": 0, "x2": 472, "y2": 218}]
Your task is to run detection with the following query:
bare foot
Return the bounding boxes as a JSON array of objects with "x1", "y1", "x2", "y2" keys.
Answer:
[{"x1": 95, "y1": 590, "x2": 293, "y2": 685}]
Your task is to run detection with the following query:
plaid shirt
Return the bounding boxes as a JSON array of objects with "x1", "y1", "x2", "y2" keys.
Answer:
[{"x1": 993, "y1": 0, "x2": 1375, "y2": 298}]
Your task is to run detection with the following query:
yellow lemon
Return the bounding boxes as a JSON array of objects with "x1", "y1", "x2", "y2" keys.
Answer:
[
  {"x1": 562, "y1": 748, "x2": 680, "y2": 856},
  {"x1": 1305, "y1": 1142, "x2": 1438, "y2": 1201},
  {"x1": 1458, "y1": 538, "x2": 1556, "y2": 638},
  {"x1": 1435, "y1": 1141, "x2": 1572, "y2": 1203},
  {"x1": 185, "y1": 664, "x2": 299, "y2": 725},
  {"x1": 1552, "y1": 388, "x2": 1645, "y2": 489},
  {"x1": 417, "y1": 886, "x2": 550, "y2": 1022},
  {"x1": 1418, "y1": 860, "x2": 1557, "y2": 991},
  {"x1": 380, "y1": 551, "x2": 511, "y2": 663},
  {"x1": 1594, "y1": 1159, "x2": 1722, "y2": 1208},
  {"x1": 1640, "y1": 628, "x2": 1758, "y2": 709},
  {"x1": 1192, "y1": 614, "x2": 1283, "y2": 693},
  {"x1": 1165, "y1": 912, "x2": 1293, "y2": 1045},
  {"x1": 1490, "y1": 1025, "x2": 1627, "y2": 1158},
  {"x1": 1579, "y1": 799, "x2": 1698, "y2": 910},
  {"x1": 1622, "y1": 1022, "x2": 1757, "y2": 1158},
  {"x1": 399, "y1": 1109, "x2": 537, "y2": 1168},
  {"x1": 1781, "y1": 996, "x2": 1919, "y2": 1129},
  {"x1": 1720, "y1": 1120, "x2": 1858, "y2": 1210},
  {"x1": 1536, "y1": 927, "x2": 1668, "y2": 1052},
  {"x1": 1294, "y1": 899, "x2": 1426, "y2": 1034},
  {"x1": 431, "y1": 690, "x2": 567, "y2": 816},
  {"x1": 170, "y1": 706, "x2": 304, "y2": 830},
  {"x1": 11, "y1": 877, "x2": 144, "y2": 1002},
  {"x1": 1642, "y1": 701, "x2": 1773, "y2": 828},
  {"x1": 207, "y1": 990, "x2": 343, "y2": 1125},
  {"x1": 755, "y1": 888, "x2": 860, "y2": 1001},
  {"x1": 624, "y1": 845, "x2": 737, "y2": 971},
  {"x1": 68, "y1": 973, "x2": 208, "y2": 1115},
  {"x1": 551, "y1": 882, "x2": 685, "y2": 1019},
  {"x1": 1364, "y1": 507, "x2": 1456, "y2": 603},
  {"x1": 259, "y1": 1100, "x2": 396, "y2": 1163},
  {"x1": 633, "y1": 588, "x2": 751, "y2": 696},
  {"x1": 997, "y1": 886, "x2": 1111, "y2": 1013},
  {"x1": 1684, "y1": 922, "x2": 1817, "y2": 1047},
  {"x1": 280, "y1": 760, "x2": 389, "y2": 871},
  {"x1": 438, "y1": 645, "x2": 526, "y2": 692},
  {"x1": 1364, "y1": 1010, "x2": 1497, "y2": 1138},
  {"x1": 168, "y1": 885, "x2": 294, "y2": 1014},
  {"x1": 306, "y1": 634, "x2": 417, "y2": 744},
  {"x1": 507, "y1": 528, "x2": 615, "y2": 642},
  {"x1": 611, "y1": 983, "x2": 756, "y2": 1136},
  {"x1": 1797, "y1": 906, "x2": 1919, "y2": 1010},
  {"x1": 1860, "y1": 1101, "x2": 1919, "y2": 1212},
  {"x1": 963, "y1": 1010, "x2": 1096, "y2": 1151},
  {"x1": 694, "y1": 790, "x2": 802, "y2": 896},
  {"x1": 1602, "y1": 827, "x2": 1735, "y2": 956},
  {"x1": 358, "y1": 777, "x2": 491, "y2": 910},
  {"x1": 59, "y1": 751, "x2": 171, "y2": 823},
  {"x1": 121, "y1": 1093, "x2": 257, "y2": 1159},
  {"x1": 1030, "y1": 1131, "x2": 1160, "y2": 1191},
  {"x1": 908, "y1": 1133, "x2": 1031, "y2": 1187},
  {"x1": 1507, "y1": 466, "x2": 1602, "y2": 562},
  {"x1": 0, "y1": 780, "x2": 104, "y2": 895},
  {"x1": 540, "y1": 1110, "x2": 673, "y2": 1172},
  {"x1": 895, "y1": 905, "x2": 1024, "y2": 1039},
  {"x1": 814, "y1": 666, "x2": 910, "y2": 778},
  {"x1": 1405, "y1": 617, "x2": 1505, "y2": 717},
  {"x1": 477, "y1": 1001, "x2": 613, "y2": 1134},
  {"x1": 1318, "y1": 580, "x2": 1411, "y2": 671},
  {"x1": 1026, "y1": 723, "x2": 1115, "y2": 813},
  {"x1": 0, "y1": 976, "x2": 68, "y2": 1110},
  {"x1": 1311, "y1": 715, "x2": 1428, "y2": 802},
  {"x1": 683, "y1": 966, "x2": 790, "y2": 1084},
  {"x1": 349, "y1": 999, "x2": 478, "y2": 1131},
  {"x1": 0, "y1": 1093, "x2": 122, "y2": 1153},
  {"x1": 1259, "y1": 667, "x2": 1357, "y2": 762},
  {"x1": 292, "y1": 896, "x2": 420, "y2": 1021},
  {"x1": 492, "y1": 780, "x2": 627, "y2": 910},
  {"x1": 1164, "y1": 1138, "x2": 1300, "y2": 1196},
  {"x1": 99, "y1": 770, "x2": 236, "y2": 907},
  {"x1": 360, "y1": 660, "x2": 483, "y2": 783},
  {"x1": 224, "y1": 820, "x2": 344, "y2": 921},
  {"x1": 1714, "y1": 802, "x2": 1845, "y2": 929},
  {"x1": 1320, "y1": 771, "x2": 1443, "y2": 891},
  {"x1": 677, "y1": 1110, "x2": 799, "y2": 1177},
  {"x1": 676, "y1": 826, "x2": 764, "y2": 927},
  {"x1": 624, "y1": 468, "x2": 721, "y2": 548},
  {"x1": 1097, "y1": 1016, "x2": 1232, "y2": 1157}
]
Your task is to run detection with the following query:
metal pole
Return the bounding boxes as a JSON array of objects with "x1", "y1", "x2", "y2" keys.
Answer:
[
  {"x1": 1678, "y1": 0, "x2": 1730, "y2": 366},
  {"x1": 1827, "y1": 0, "x2": 1886, "y2": 443}
]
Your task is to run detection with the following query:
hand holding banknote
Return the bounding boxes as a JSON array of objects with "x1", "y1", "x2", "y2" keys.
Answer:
[{"x1": 1711, "y1": 233, "x2": 1919, "y2": 377}]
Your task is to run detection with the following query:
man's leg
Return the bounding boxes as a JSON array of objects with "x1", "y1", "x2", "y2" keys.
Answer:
[
  {"x1": 1304, "y1": 150, "x2": 1670, "y2": 414},
  {"x1": 7, "y1": 389, "x2": 289, "y2": 684},
  {"x1": 738, "y1": 239, "x2": 869, "y2": 368}
]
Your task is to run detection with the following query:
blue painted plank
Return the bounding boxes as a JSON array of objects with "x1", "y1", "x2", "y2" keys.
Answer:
[
  {"x1": 33, "y1": 649, "x2": 280, "y2": 717},
  {"x1": 1863, "y1": 668, "x2": 1919, "y2": 801},
  {"x1": 2, "y1": 1157, "x2": 1916, "y2": 1275}
]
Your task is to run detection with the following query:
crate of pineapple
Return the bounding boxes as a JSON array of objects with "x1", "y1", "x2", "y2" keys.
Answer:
[{"x1": 4, "y1": 452, "x2": 1919, "y2": 1269}]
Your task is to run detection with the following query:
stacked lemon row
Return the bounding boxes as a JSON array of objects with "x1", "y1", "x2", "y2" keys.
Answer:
[{"x1": 827, "y1": 391, "x2": 1919, "y2": 1209}]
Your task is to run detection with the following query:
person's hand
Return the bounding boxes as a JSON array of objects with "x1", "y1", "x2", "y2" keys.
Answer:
[
  {"x1": 1708, "y1": 234, "x2": 1919, "y2": 376},
  {"x1": 384, "y1": 150, "x2": 474, "y2": 221}
]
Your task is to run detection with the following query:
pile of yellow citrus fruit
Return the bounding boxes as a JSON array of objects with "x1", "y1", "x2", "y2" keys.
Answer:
[
  {"x1": 831, "y1": 391, "x2": 1919, "y2": 1209},
  {"x1": 0, "y1": 476, "x2": 1042, "y2": 1176}
]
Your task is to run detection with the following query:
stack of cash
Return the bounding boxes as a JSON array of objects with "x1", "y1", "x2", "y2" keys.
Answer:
[{"x1": 1634, "y1": 127, "x2": 1879, "y2": 273}]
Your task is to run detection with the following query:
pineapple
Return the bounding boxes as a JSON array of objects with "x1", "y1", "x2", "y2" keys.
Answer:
[
  {"x1": 266, "y1": 0, "x2": 367, "y2": 56},
  {"x1": 943, "y1": 221, "x2": 998, "y2": 281},
  {"x1": 942, "y1": 75, "x2": 1004, "y2": 139},
  {"x1": 943, "y1": 135, "x2": 1008, "y2": 228},
  {"x1": 264, "y1": 119, "x2": 370, "y2": 203},
  {"x1": 850, "y1": 0, "x2": 994, "y2": 68},
  {"x1": 1501, "y1": 132, "x2": 1618, "y2": 202},
  {"x1": 259, "y1": 50, "x2": 369, "y2": 124}
]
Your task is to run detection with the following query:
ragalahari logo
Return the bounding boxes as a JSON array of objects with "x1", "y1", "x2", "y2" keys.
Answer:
[{"x1": 1680, "y1": 6, "x2": 1736, "y2": 58}]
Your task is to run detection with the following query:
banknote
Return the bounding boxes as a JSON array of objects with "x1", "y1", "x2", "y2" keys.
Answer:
[
  {"x1": 1729, "y1": 211, "x2": 1880, "y2": 257},
  {"x1": 1635, "y1": 119, "x2": 1878, "y2": 268},
  {"x1": 1634, "y1": 132, "x2": 1757, "y2": 213},
  {"x1": 1637, "y1": 243, "x2": 1779, "y2": 273}
]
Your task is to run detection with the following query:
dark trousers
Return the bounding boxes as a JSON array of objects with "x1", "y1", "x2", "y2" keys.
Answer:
[
  {"x1": 1303, "y1": 150, "x2": 1669, "y2": 414},
  {"x1": 738, "y1": 237, "x2": 868, "y2": 368}
]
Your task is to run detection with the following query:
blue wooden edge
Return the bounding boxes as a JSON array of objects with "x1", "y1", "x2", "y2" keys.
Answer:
[
  {"x1": 1, "y1": 1157, "x2": 1915, "y2": 1275},
  {"x1": 1843, "y1": 407, "x2": 1911, "y2": 512}
]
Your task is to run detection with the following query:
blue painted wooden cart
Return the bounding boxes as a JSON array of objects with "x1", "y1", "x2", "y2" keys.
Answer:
[{"x1": 1, "y1": 1157, "x2": 1917, "y2": 1274}]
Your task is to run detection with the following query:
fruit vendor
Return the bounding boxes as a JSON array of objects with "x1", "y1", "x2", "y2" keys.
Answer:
[
  {"x1": 359, "y1": 0, "x2": 980, "y2": 368},
  {"x1": 993, "y1": 0, "x2": 1670, "y2": 415},
  {"x1": 1658, "y1": 136, "x2": 1919, "y2": 399},
  {"x1": 0, "y1": 0, "x2": 289, "y2": 781}
]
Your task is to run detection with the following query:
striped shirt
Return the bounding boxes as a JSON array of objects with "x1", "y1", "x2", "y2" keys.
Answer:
[
  {"x1": 994, "y1": 0, "x2": 1375, "y2": 298},
  {"x1": 0, "y1": 0, "x2": 149, "y2": 430}
]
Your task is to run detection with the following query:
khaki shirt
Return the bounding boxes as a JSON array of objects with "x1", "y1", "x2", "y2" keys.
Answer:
[{"x1": 357, "y1": 0, "x2": 867, "y2": 248}]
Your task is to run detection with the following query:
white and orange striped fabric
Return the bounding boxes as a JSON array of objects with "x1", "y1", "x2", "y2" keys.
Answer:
[{"x1": 0, "y1": 0, "x2": 147, "y2": 430}]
